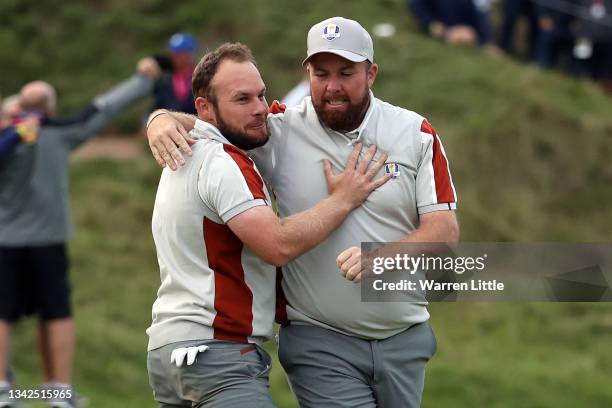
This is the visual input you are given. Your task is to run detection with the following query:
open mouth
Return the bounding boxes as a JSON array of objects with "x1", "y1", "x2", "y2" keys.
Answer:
[
  {"x1": 325, "y1": 98, "x2": 349, "y2": 109},
  {"x1": 323, "y1": 95, "x2": 349, "y2": 109}
]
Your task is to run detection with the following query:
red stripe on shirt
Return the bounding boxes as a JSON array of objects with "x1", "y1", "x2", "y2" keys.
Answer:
[
  {"x1": 222, "y1": 144, "x2": 266, "y2": 200},
  {"x1": 275, "y1": 267, "x2": 289, "y2": 326},
  {"x1": 204, "y1": 217, "x2": 253, "y2": 343},
  {"x1": 421, "y1": 120, "x2": 455, "y2": 203}
]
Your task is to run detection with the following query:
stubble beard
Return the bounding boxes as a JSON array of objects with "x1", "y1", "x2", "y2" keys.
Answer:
[{"x1": 214, "y1": 106, "x2": 270, "y2": 151}]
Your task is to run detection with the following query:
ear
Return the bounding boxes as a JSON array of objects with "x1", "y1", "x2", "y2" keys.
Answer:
[
  {"x1": 305, "y1": 64, "x2": 314, "y2": 80},
  {"x1": 195, "y1": 96, "x2": 216, "y2": 125},
  {"x1": 367, "y1": 63, "x2": 378, "y2": 88}
]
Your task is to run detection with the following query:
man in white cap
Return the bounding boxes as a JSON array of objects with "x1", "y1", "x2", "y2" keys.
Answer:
[{"x1": 146, "y1": 16, "x2": 459, "y2": 407}]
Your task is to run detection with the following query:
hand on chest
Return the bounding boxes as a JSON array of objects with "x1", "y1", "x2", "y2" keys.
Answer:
[{"x1": 273, "y1": 135, "x2": 417, "y2": 213}]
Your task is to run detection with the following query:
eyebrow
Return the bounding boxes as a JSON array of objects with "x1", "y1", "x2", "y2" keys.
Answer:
[
  {"x1": 312, "y1": 64, "x2": 357, "y2": 72},
  {"x1": 231, "y1": 86, "x2": 266, "y2": 98}
]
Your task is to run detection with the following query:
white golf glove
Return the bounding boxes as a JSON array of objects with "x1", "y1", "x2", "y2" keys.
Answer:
[{"x1": 170, "y1": 345, "x2": 209, "y2": 367}]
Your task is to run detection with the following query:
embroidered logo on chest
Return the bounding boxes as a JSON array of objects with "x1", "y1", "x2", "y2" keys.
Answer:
[{"x1": 385, "y1": 163, "x2": 400, "y2": 179}]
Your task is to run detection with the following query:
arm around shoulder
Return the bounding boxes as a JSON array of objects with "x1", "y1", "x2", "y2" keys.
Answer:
[{"x1": 147, "y1": 110, "x2": 197, "y2": 170}]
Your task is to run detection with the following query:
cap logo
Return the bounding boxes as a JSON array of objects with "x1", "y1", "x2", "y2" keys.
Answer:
[{"x1": 322, "y1": 24, "x2": 341, "y2": 41}]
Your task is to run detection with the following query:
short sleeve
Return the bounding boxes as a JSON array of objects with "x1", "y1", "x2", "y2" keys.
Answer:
[
  {"x1": 415, "y1": 119, "x2": 458, "y2": 214},
  {"x1": 199, "y1": 144, "x2": 269, "y2": 223}
]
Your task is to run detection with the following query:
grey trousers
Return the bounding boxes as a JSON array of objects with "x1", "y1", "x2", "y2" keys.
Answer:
[
  {"x1": 147, "y1": 340, "x2": 275, "y2": 408},
  {"x1": 278, "y1": 322, "x2": 436, "y2": 408}
]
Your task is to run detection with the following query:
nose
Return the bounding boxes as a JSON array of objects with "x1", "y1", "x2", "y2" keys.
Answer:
[
  {"x1": 254, "y1": 97, "x2": 268, "y2": 116},
  {"x1": 326, "y1": 75, "x2": 342, "y2": 94}
]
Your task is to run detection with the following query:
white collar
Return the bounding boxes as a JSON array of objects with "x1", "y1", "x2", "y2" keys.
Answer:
[
  {"x1": 346, "y1": 90, "x2": 376, "y2": 137},
  {"x1": 192, "y1": 119, "x2": 230, "y2": 144}
]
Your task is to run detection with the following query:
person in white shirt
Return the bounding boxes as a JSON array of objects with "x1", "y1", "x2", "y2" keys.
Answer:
[
  {"x1": 146, "y1": 41, "x2": 389, "y2": 408},
  {"x1": 146, "y1": 17, "x2": 459, "y2": 408}
]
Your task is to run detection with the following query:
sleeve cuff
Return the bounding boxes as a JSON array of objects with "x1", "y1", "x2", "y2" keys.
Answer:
[
  {"x1": 221, "y1": 199, "x2": 269, "y2": 223},
  {"x1": 418, "y1": 202, "x2": 457, "y2": 214}
]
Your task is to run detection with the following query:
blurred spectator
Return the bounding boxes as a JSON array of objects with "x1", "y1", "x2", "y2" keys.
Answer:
[
  {"x1": 0, "y1": 66, "x2": 155, "y2": 408},
  {"x1": 498, "y1": 0, "x2": 540, "y2": 59},
  {"x1": 0, "y1": 128, "x2": 22, "y2": 160},
  {"x1": 0, "y1": 94, "x2": 39, "y2": 161},
  {"x1": 0, "y1": 117, "x2": 39, "y2": 161},
  {"x1": 574, "y1": 0, "x2": 612, "y2": 91},
  {"x1": 0, "y1": 95, "x2": 21, "y2": 128},
  {"x1": 409, "y1": 0, "x2": 496, "y2": 47},
  {"x1": 534, "y1": 0, "x2": 581, "y2": 71},
  {"x1": 139, "y1": 32, "x2": 199, "y2": 116}
]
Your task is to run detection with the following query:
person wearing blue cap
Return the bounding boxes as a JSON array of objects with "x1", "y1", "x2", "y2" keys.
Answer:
[{"x1": 139, "y1": 32, "x2": 199, "y2": 116}]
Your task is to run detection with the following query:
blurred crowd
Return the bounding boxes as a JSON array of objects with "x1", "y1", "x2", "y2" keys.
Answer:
[
  {"x1": 408, "y1": 0, "x2": 612, "y2": 91},
  {"x1": 0, "y1": 32, "x2": 200, "y2": 153},
  {"x1": 0, "y1": 32, "x2": 200, "y2": 408}
]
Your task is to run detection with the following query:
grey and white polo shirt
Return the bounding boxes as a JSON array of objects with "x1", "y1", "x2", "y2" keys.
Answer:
[
  {"x1": 148, "y1": 120, "x2": 275, "y2": 351},
  {"x1": 251, "y1": 92, "x2": 457, "y2": 340}
]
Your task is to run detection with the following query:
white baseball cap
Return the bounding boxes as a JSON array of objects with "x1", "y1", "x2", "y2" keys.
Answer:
[{"x1": 303, "y1": 17, "x2": 374, "y2": 65}]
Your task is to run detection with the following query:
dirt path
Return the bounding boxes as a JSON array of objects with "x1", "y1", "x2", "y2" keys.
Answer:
[{"x1": 71, "y1": 133, "x2": 145, "y2": 161}]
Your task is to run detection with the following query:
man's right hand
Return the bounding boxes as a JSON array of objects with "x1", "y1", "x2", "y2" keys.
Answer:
[
  {"x1": 323, "y1": 143, "x2": 391, "y2": 210},
  {"x1": 137, "y1": 57, "x2": 162, "y2": 80},
  {"x1": 147, "y1": 111, "x2": 196, "y2": 170}
]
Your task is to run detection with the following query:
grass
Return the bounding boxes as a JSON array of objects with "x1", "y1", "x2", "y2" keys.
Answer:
[{"x1": 9, "y1": 155, "x2": 612, "y2": 407}]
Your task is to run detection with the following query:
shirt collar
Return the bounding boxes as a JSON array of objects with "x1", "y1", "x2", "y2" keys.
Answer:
[
  {"x1": 192, "y1": 119, "x2": 230, "y2": 144},
  {"x1": 348, "y1": 90, "x2": 376, "y2": 136}
]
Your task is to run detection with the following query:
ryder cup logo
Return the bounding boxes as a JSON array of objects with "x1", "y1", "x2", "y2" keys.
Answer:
[
  {"x1": 385, "y1": 163, "x2": 400, "y2": 179},
  {"x1": 322, "y1": 24, "x2": 341, "y2": 41}
]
